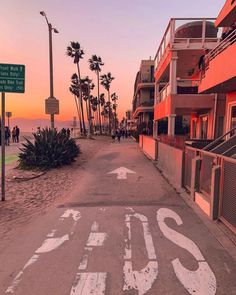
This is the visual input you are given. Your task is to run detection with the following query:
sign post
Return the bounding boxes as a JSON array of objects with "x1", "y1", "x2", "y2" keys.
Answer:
[
  {"x1": 1, "y1": 93, "x2": 5, "y2": 201},
  {"x1": 6, "y1": 111, "x2": 12, "y2": 129},
  {"x1": 0, "y1": 63, "x2": 25, "y2": 201}
]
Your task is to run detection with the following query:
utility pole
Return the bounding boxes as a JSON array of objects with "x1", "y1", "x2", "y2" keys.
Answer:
[{"x1": 40, "y1": 11, "x2": 59, "y2": 129}]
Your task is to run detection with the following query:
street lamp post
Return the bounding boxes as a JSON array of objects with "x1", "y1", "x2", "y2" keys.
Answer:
[{"x1": 40, "y1": 11, "x2": 59, "y2": 129}]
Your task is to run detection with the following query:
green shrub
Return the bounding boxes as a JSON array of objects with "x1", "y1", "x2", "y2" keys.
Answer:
[{"x1": 18, "y1": 128, "x2": 80, "y2": 169}]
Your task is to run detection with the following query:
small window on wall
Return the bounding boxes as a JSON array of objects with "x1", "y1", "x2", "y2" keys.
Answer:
[{"x1": 230, "y1": 105, "x2": 236, "y2": 135}]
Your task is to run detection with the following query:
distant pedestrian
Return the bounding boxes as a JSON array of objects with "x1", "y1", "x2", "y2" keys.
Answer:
[
  {"x1": 116, "y1": 129, "x2": 121, "y2": 143},
  {"x1": 125, "y1": 130, "x2": 128, "y2": 138},
  {"x1": 5, "y1": 126, "x2": 11, "y2": 146},
  {"x1": 12, "y1": 127, "x2": 16, "y2": 143},
  {"x1": 111, "y1": 129, "x2": 116, "y2": 142},
  {"x1": 15, "y1": 125, "x2": 20, "y2": 143}
]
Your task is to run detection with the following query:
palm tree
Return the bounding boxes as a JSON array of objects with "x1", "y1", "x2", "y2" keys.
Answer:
[
  {"x1": 100, "y1": 72, "x2": 115, "y2": 132},
  {"x1": 99, "y1": 93, "x2": 105, "y2": 128},
  {"x1": 88, "y1": 55, "x2": 104, "y2": 133},
  {"x1": 69, "y1": 74, "x2": 82, "y2": 134},
  {"x1": 66, "y1": 42, "x2": 86, "y2": 134},
  {"x1": 111, "y1": 92, "x2": 118, "y2": 129},
  {"x1": 80, "y1": 76, "x2": 94, "y2": 136}
]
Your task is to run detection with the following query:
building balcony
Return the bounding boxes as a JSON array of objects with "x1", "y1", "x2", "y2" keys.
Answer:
[
  {"x1": 154, "y1": 90, "x2": 215, "y2": 121},
  {"x1": 155, "y1": 79, "x2": 200, "y2": 104},
  {"x1": 154, "y1": 18, "x2": 221, "y2": 81},
  {"x1": 133, "y1": 102, "x2": 154, "y2": 119},
  {"x1": 215, "y1": 0, "x2": 236, "y2": 27},
  {"x1": 199, "y1": 30, "x2": 236, "y2": 94}
]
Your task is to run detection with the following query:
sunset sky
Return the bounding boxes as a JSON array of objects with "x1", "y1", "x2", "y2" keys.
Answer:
[{"x1": 0, "y1": 0, "x2": 224, "y2": 128}]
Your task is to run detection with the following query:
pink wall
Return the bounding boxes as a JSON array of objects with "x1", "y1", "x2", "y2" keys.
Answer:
[
  {"x1": 142, "y1": 136, "x2": 158, "y2": 160},
  {"x1": 215, "y1": 0, "x2": 236, "y2": 27},
  {"x1": 199, "y1": 43, "x2": 236, "y2": 93}
]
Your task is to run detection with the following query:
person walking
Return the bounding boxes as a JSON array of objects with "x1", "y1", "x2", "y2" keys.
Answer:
[
  {"x1": 111, "y1": 129, "x2": 116, "y2": 142},
  {"x1": 116, "y1": 129, "x2": 121, "y2": 143},
  {"x1": 12, "y1": 127, "x2": 16, "y2": 143},
  {"x1": 15, "y1": 125, "x2": 20, "y2": 143},
  {"x1": 5, "y1": 126, "x2": 11, "y2": 146}
]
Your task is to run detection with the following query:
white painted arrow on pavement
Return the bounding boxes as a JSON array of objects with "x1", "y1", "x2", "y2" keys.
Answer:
[{"x1": 108, "y1": 167, "x2": 136, "y2": 180}]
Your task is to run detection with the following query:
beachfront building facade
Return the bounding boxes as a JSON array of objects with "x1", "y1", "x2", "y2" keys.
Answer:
[
  {"x1": 199, "y1": 0, "x2": 236, "y2": 136},
  {"x1": 153, "y1": 18, "x2": 225, "y2": 141},
  {"x1": 132, "y1": 60, "x2": 155, "y2": 135}
]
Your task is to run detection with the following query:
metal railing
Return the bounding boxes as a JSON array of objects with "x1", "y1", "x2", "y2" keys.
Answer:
[
  {"x1": 206, "y1": 28, "x2": 236, "y2": 63},
  {"x1": 220, "y1": 156, "x2": 236, "y2": 232},
  {"x1": 158, "y1": 83, "x2": 170, "y2": 102},
  {"x1": 203, "y1": 126, "x2": 236, "y2": 151},
  {"x1": 184, "y1": 145, "x2": 236, "y2": 233}
]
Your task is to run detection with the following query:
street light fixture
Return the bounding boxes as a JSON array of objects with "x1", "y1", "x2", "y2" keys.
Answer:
[{"x1": 40, "y1": 11, "x2": 59, "y2": 129}]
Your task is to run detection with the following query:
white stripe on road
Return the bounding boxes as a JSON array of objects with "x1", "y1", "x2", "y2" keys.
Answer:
[
  {"x1": 70, "y1": 273, "x2": 107, "y2": 295},
  {"x1": 157, "y1": 208, "x2": 216, "y2": 295},
  {"x1": 35, "y1": 234, "x2": 69, "y2": 254},
  {"x1": 91, "y1": 221, "x2": 99, "y2": 232},
  {"x1": 72, "y1": 221, "x2": 108, "y2": 294},
  {"x1": 5, "y1": 209, "x2": 81, "y2": 294},
  {"x1": 123, "y1": 211, "x2": 158, "y2": 294},
  {"x1": 86, "y1": 233, "x2": 108, "y2": 247},
  {"x1": 61, "y1": 209, "x2": 81, "y2": 221}
]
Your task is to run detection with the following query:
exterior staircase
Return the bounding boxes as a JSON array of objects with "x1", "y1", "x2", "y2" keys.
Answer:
[{"x1": 204, "y1": 127, "x2": 236, "y2": 158}]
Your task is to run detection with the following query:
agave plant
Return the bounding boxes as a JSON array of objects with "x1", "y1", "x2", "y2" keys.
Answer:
[{"x1": 19, "y1": 128, "x2": 80, "y2": 169}]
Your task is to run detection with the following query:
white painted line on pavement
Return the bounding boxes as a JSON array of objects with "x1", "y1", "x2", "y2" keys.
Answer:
[
  {"x1": 72, "y1": 222, "x2": 108, "y2": 294},
  {"x1": 47, "y1": 229, "x2": 57, "y2": 237},
  {"x1": 61, "y1": 209, "x2": 81, "y2": 221},
  {"x1": 35, "y1": 234, "x2": 69, "y2": 253},
  {"x1": 70, "y1": 272, "x2": 107, "y2": 295},
  {"x1": 23, "y1": 254, "x2": 40, "y2": 270},
  {"x1": 123, "y1": 211, "x2": 158, "y2": 294},
  {"x1": 78, "y1": 254, "x2": 89, "y2": 270},
  {"x1": 5, "y1": 209, "x2": 81, "y2": 294},
  {"x1": 91, "y1": 221, "x2": 99, "y2": 232},
  {"x1": 86, "y1": 233, "x2": 108, "y2": 247},
  {"x1": 108, "y1": 167, "x2": 136, "y2": 180},
  {"x1": 157, "y1": 208, "x2": 216, "y2": 295}
]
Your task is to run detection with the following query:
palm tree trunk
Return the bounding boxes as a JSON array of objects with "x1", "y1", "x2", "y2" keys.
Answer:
[
  {"x1": 108, "y1": 89, "x2": 111, "y2": 133},
  {"x1": 76, "y1": 63, "x2": 86, "y2": 135},
  {"x1": 88, "y1": 98, "x2": 93, "y2": 134},
  {"x1": 74, "y1": 94, "x2": 82, "y2": 134},
  {"x1": 97, "y1": 72, "x2": 102, "y2": 134}
]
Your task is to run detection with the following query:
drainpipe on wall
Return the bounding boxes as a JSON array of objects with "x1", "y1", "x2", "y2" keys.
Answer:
[{"x1": 212, "y1": 93, "x2": 218, "y2": 139}]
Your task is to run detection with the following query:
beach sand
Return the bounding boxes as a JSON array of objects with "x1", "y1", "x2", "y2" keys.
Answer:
[{"x1": 0, "y1": 136, "x2": 110, "y2": 240}]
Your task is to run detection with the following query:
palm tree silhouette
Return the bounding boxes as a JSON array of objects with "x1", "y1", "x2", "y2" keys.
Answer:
[
  {"x1": 100, "y1": 72, "x2": 114, "y2": 133},
  {"x1": 88, "y1": 55, "x2": 104, "y2": 134},
  {"x1": 66, "y1": 42, "x2": 86, "y2": 134},
  {"x1": 69, "y1": 73, "x2": 82, "y2": 133},
  {"x1": 111, "y1": 92, "x2": 118, "y2": 129},
  {"x1": 80, "y1": 76, "x2": 94, "y2": 135}
]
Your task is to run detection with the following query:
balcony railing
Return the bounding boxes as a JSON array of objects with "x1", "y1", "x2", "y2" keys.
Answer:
[
  {"x1": 157, "y1": 83, "x2": 170, "y2": 103},
  {"x1": 154, "y1": 18, "x2": 219, "y2": 73},
  {"x1": 205, "y1": 28, "x2": 236, "y2": 64},
  {"x1": 156, "y1": 79, "x2": 200, "y2": 103}
]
